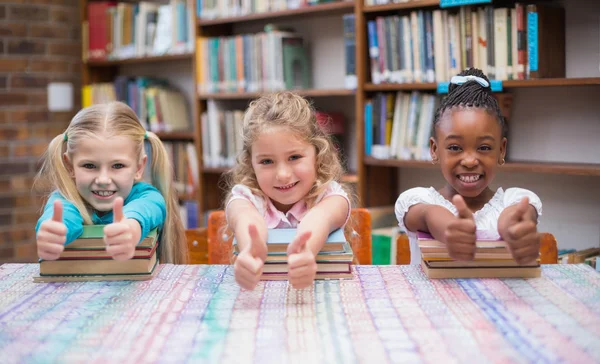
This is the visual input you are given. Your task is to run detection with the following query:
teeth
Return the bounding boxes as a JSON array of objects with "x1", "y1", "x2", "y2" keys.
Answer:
[
  {"x1": 459, "y1": 175, "x2": 480, "y2": 183},
  {"x1": 94, "y1": 191, "x2": 115, "y2": 197},
  {"x1": 277, "y1": 182, "x2": 296, "y2": 190}
]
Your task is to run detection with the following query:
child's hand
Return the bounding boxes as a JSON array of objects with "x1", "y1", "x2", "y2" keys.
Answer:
[
  {"x1": 444, "y1": 195, "x2": 477, "y2": 261},
  {"x1": 287, "y1": 231, "x2": 316, "y2": 289},
  {"x1": 104, "y1": 197, "x2": 141, "y2": 261},
  {"x1": 234, "y1": 224, "x2": 267, "y2": 290},
  {"x1": 36, "y1": 200, "x2": 67, "y2": 260},
  {"x1": 502, "y1": 197, "x2": 540, "y2": 265}
]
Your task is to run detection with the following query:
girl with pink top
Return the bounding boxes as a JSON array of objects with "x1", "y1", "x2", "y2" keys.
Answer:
[{"x1": 224, "y1": 92, "x2": 352, "y2": 290}]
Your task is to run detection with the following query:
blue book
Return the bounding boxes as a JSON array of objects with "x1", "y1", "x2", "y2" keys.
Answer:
[
  {"x1": 233, "y1": 228, "x2": 347, "y2": 253},
  {"x1": 364, "y1": 101, "x2": 373, "y2": 156}
]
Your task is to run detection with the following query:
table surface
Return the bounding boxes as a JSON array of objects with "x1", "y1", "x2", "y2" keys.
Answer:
[{"x1": 1, "y1": 263, "x2": 599, "y2": 364}]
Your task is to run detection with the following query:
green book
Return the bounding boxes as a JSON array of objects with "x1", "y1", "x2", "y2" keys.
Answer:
[
  {"x1": 371, "y1": 227, "x2": 399, "y2": 265},
  {"x1": 66, "y1": 225, "x2": 158, "y2": 250}
]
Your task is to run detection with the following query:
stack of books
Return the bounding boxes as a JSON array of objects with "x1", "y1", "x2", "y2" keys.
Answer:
[
  {"x1": 418, "y1": 230, "x2": 541, "y2": 279},
  {"x1": 233, "y1": 228, "x2": 354, "y2": 281},
  {"x1": 34, "y1": 225, "x2": 159, "y2": 283}
]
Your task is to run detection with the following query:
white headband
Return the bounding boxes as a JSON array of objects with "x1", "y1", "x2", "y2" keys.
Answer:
[{"x1": 450, "y1": 75, "x2": 490, "y2": 88}]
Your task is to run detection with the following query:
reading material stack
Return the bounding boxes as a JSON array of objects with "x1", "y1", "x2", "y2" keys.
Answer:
[
  {"x1": 34, "y1": 225, "x2": 159, "y2": 283},
  {"x1": 233, "y1": 228, "x2": 354, "y2": 280},
  {"x1": 418, "y1": 230, "x2": 541, "y2": 279}
]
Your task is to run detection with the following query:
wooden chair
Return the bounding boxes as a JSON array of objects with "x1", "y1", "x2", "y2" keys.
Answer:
[
  {"x1": 394, "y1": 232, "x2": 559, "y2": 264},
  {"x1": 196, "y1": 208, "x2": 373, "y2": 265}
]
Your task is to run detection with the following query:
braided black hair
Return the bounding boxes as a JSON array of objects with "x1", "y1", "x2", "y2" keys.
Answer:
[{"x1": 432, "y1": 68, "x2": 506, "y2": 138}]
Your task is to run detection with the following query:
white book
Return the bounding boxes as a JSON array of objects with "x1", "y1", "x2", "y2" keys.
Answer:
[
  {"x1": 432, "y1": 10, "x2": 446, "y2": 82},
  {"x1": 511, "y1": 8, "x2": 518, "y2": 80},
  {"x1": 494, "y1": 8, "x2": 508, "y2": 80},
  {"x1": 477, "y1": 7, "x2": 488, "y2": 75},
  {"x1": 152, "y1": 5, "x2": 172, "y2": 55}
]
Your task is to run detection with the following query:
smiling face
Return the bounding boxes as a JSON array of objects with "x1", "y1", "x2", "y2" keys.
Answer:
[
  {"x1": 251, "y1": 127, "x2": 317, "y2": 213},
  {"x1": 65, "y1": 133, "x2": 146, "y2": 212},
  {"x1": 430, "y1": 108, "x2": 506, "y2": 200}
]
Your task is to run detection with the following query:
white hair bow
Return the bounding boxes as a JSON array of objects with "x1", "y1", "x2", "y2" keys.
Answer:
[{"x1": 450, "y1": 75, "x2": 490, "y2": 88}]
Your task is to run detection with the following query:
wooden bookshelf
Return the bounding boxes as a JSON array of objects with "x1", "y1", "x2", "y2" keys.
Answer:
[
  {"x1": 197, "y1": 1, "x2": 355, "y2": 26},
  {"x1": 364, "y1": 157, "x2": 600, "y2": 177},
  {"x1": 363, "y1": 0, "x2": 439, "y2": 13},
  {"x1": 364, "y1": 78, "x2": 600, "y2": 92},
  {"x1": 355, "y1": 1, "x2": 600, "y2": 209},
  {"x1": 155, "y1": 131, "x2": 196, "y2": 141},
  {"x1": 203, "y1": 167, "x2": 231, "y2": 174},
  {"x1": 86, "y1": 53, "x2": 194, "y2": 67},
  {"x1": 198, "y1": 88, "x2": 355, "y2": 100}
]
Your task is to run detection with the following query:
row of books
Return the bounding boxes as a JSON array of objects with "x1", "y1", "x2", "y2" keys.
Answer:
[
  {"x1": 197, "y1": 0, "x2": 348, "y2": 20},
  {"x1": 233, "y1": 228, "x2": 354, "y2": 280},
  {"x1": 82, "y1": 77, "x2": 192, "y2": 133},
  {"x1": 35, "y1": 226, "x2": 160, "y2": 282},
  {"x1": 195, "y1": 25, "x2": 311, "y2": 94},
  {"x1": 365, "y1": 91, "x2": 513, "y2": 161},
  {"x1": 163, "y1": 142, "x2": 200, "y2": 199},
  {"x1": 418, "y1": 230, "x2": 541, "y2": 279},
  {"x1": 365, "y1": 91, "x2": 439, "y2": 161},
  {"x1": 201, "y1": 101, "x2": 245, "y2": 168},
  {"x1": 367, "y1": 3, "x2": 564, "y2": 84},
  {"x1": 84, "y1": 0, "x2": 194, "y2": 61}
]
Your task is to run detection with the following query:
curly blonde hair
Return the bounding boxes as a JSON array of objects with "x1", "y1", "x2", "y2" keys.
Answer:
[{"x1": 224, "y1": 91, "x2": 351, "y2": 209}]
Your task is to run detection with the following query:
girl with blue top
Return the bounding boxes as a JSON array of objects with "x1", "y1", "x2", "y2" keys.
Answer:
[
  {"x1": 35, "y1": 101, "x2": 187, "y2": 264},
  {"x1": 395, "y1": 68, "x2": 542, "y2": 266}
]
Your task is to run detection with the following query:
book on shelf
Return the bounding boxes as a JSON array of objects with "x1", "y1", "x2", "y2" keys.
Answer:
[
  {"x1": 82, "y1": 77, "x2": 193, "y2": 134},
  {"x1": 196, "y1": 25, "x2": 311, "y2": 94},
  {"x1": 417, "y1": 230, "x2": 541, "y2": 279},
  {"x1": 196, "y1": 0, "x2": 349, "y2": 20},
  {"x1": 364, "y1": 91, "x2": 512, "y2": 161},
  {"x1": 364, "y1": 3, "x2": 565, "y2": 84},
  {"x1": 343, "y1": 14, "x2": 357, "y2": 90},
  {"x1": 84, "y1": 0, "x2": 194, "y2": 62},
  {"x1": 162, "y1": 141, "x2": 200, "y2": 197}
]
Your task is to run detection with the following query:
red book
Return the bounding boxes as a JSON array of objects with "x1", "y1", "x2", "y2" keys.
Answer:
[{"x1": 87, "y1": 1, "x2": 116, "y2": 60}]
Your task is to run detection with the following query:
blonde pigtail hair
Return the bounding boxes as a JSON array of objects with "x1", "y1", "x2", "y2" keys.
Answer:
[
  {"x1": 146, "y1": 132, "x2": 188, "y2": 264},
  {"x1": 34, "y1": 133, "x2": 94, "y2": 224}
]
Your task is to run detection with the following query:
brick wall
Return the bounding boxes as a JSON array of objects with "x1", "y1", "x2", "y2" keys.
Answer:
[{"x1": 0, "y1": 0, "x2": 81, "y2": 263}]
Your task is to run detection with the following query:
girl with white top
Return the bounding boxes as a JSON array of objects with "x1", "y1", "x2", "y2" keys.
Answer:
[{"x1": 395, "y1": 68, "x2": 542, "y2": 265}]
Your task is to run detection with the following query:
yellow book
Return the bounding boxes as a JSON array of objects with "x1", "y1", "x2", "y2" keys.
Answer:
[{"x1": 82, "y1": 85, "x2": 92, "y2": 108}]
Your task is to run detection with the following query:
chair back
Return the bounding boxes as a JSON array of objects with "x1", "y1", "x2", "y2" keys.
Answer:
[{"x1": 205, "y1": 208, "x2": 373, "y2": 265}]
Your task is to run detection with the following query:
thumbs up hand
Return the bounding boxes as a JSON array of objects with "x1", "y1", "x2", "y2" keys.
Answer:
[
  {"x1": 234, "y1": 224, "x2": 267, "y2": 290},
  {"x1": 37, "y1": 199, "x2": 67, "y2": 260},
  {"x1": 104, "y1": 197, "x2": 141, "y2": 261},
  {"x1": 287, "y1": 231, "x2": 317, "y2": 289},
  {"x1": 443, "y1": 195, "x2": 477, "y2": 261},
  {"x1": 500, "y1": 197, "x2": 540, "y2": 265}
]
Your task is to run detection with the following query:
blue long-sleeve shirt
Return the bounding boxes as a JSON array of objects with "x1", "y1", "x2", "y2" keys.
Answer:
[{"x1": 35, "y1": 182, "x2": 166, "y2": 245}]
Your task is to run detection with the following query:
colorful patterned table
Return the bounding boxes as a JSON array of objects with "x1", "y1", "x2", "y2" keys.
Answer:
[{"x1": 1, "y1": 264, "x2": 599, "y2": 363}]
